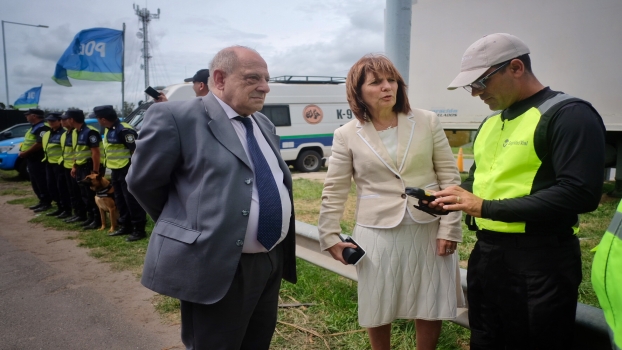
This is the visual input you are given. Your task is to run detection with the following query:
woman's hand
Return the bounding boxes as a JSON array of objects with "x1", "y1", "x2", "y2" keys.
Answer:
[
  {"x1": 327, "y1": 241, "x2": 358, "y2": 265},
  {"x1": 437, "y1": 239, "x2": 458, "y2": 257}
]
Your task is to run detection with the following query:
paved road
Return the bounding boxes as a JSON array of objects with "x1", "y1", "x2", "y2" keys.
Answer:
[{"x1": 0, "y1": 236, "x2": 172, "y2": 350}]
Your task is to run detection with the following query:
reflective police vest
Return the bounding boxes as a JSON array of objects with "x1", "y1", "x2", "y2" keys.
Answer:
[
  {"x1": 592, "y1": 201, "x2": 622, "y2": 350},
  {"x1": 72, "y1": 124, "x2": 100, "y2": 165},
  {"x1": 60, "y1": 129, "x2": 74, "y2": 169},
  {"x1": 19, "y1": 121, "x2": 47, "y2": 151},
  {"x1": 41, "y1": 128, "x2": 65, "y2": 164},
  {"x1": 472, "y1": 93, "x2": 586, "y2": 233},
  {"x1": 103, "y1": 122, "x2": 134, "y2": 169}
]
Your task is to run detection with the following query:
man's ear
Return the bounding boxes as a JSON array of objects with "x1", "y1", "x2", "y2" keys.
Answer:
[
  {"x1": 509, "y1": 59, "x2": 525, "y2": 77},
  {"x1": 212, "y1": 69, "x2": 226, "y2": 90}
]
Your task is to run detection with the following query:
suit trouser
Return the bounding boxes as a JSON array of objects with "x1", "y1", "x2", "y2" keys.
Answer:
[
  {"x1": 27, "y1": 158, "x2": 50, "y2": 204},
  {"x1": 467, "y1": 231, "x2": 582, "y2": 350},
  {"x1": 111, "y1": 165, "x2": 146, "y2": 226},
  {"x1": 180, "y1": 242, "x2": 284, "y2": 350},
  {"x1": 64, "y1": 167, "x2": 85, "y2": 217}
]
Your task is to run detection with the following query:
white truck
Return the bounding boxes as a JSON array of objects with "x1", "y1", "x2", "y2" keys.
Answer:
[
  {"x1": 126, "y1": 77, "x2": 351, "y2": 172},
  {"x1": 405, "y1": 0, "x2": 622, "y2": 185}
]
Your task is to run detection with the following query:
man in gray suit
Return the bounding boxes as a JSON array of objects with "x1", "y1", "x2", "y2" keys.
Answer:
[{"x1": 127, "y1": 46, "x2": 297, "y2": 350}]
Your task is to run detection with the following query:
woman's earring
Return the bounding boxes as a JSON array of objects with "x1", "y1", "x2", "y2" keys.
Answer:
[{"x1": 363, "y1": 110, "x2": 369, "y2": 121}]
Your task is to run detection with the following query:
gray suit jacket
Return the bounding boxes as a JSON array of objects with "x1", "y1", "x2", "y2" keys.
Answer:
[{"x1": 127, "y1": 93, "x2": 297, "y2": 305}]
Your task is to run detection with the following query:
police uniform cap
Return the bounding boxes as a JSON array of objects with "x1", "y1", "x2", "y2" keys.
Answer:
[
  {"x1": 45, "y1": 112, "x2": 63, "y2": 121},
  {"x1": 24, "y1": 108, "x2": 44, "y2": 117},
  {"x1": 93, "y1": 105, "x2": 117, "y2": 121},
  {"x1": 63, "y1": 108, "x2": 85, "y2": 122},
  {"x1": 184, "y1": 69, "x2": 210, "y2": 84}
]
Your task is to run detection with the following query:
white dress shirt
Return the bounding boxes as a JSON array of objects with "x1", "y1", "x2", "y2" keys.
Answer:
[{"x1": 214, "y1": 95, "x2": 292, "y2": 253}]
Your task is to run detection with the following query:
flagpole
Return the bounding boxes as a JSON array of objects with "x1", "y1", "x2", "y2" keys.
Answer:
[
  {"x1": 121, "y1": 23, "x2": 126, "y2": 118},
  {"x1": 37, "y1": 84, "x2": 42, "y2": 108}
]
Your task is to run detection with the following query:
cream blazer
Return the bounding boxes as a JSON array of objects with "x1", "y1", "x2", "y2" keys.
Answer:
[{"x1": 318, "y1": 109, "x2": 463, "y2": 251}]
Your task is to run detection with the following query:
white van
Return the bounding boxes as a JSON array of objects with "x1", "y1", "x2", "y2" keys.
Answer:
[{"x1": 126, "y1": 77, "x2": 352, "y2": 172}]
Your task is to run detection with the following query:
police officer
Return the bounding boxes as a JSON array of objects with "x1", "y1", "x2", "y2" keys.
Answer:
[
  {"x1": 41, "y1": 112, "x2": 72, "y2": 218},
  {"x1": 94, "y1": 105, "x2": 147, "y2": 241},
  {"x1": 18, "y1": 108, "x2": 52, "y2": 212},
  {"x1": 59, "y1": 112, "x2": 87, "y2": 223},
  {"x1": 154, "y1": 69, "x2": 209, "y2": 102},
  {"x1": 65, "y1": 109, "x2": 104, "y2": 229}
]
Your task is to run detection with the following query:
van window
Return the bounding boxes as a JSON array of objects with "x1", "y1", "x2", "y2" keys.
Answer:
[{"x1": 260, "y1": 105, "x2": 291, "y2": 127}]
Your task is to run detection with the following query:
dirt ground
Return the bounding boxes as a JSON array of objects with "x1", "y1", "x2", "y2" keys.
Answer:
[{"x1": 0, "y1": 179, "x2": 183, "y2": 349}]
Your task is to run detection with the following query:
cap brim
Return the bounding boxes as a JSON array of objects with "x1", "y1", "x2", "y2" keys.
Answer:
[
  {"x1": 447, "y1": 67, "x2": 489, "y2": 90},
  {"x1": 183, "y1": 77, "x2": 194, "y2": 82}
]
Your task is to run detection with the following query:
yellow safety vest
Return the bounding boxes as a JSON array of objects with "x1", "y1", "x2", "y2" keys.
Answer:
[
  {"x1": 19, "y1": 121, "x2": 47, "y2": 151},
  {"x1": 592, "y1": 201, "x2": 622, "y2": 350},
  {"x1": 41, "y1": 128, "x2": 65, "y2": 164},
  {"x1": 473, "y1": 93, "x2": 577, "y2": 233},
  {"x1": 60, "y1": 129, "x2": 75, "y2": 169},
  {"x1": 103, "y1": 122, "x2": 134, "y2": 169},
  {"x1": 71, "y1": 124, "x2": 101, "y2": 166}
]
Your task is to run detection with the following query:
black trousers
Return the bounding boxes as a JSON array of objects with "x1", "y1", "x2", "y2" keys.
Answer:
[
  {"x1": 111, "y1": 165, "x2": 146, "y2": 226},
  {"x1": 180, "y1": 243, "x2": 284, "y2": 350},
  {"x1": 27, "y1": 158, "x2": 50, "y2": 204},
  {"x1": 467, "y1": 231, "x2": 582, "y2": 350},
  {"x1": 64, "y1": 167, "x2": 85, "y2": 217},
  {"x1": 45, "y1": 162, "x2": 71, "y2": 210},
  {"x1": 76, "y1": 164, "x2": 103, "y2": 223}
]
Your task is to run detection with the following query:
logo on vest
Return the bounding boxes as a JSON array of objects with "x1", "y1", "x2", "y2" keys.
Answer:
[{"x1": 503, "y1": 139, "x2": 529, "y2": 147}]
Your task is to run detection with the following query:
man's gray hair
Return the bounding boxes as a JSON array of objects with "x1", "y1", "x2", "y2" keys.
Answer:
[{"x1": 208, "y1": 45, "x2": 259, "y2": 89}]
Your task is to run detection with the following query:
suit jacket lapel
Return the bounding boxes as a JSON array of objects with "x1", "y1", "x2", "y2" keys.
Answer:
[
  {"x1": 356, "y1": 120, "x2": 398, "y2": 173},
  {"x1": 396, "y1": 113, "x2": 416, "y2": 172},
  {"x1": 201, "y1": 94, "x2": 252, "y2": 170}
]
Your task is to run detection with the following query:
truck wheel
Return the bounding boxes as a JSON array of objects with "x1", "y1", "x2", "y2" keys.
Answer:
[
  {"x1": 17, "y1": 160, "x2": 29, "y2": 180},
  {"x1": 295, "y1": 150, "x2": 321, "y2": 172}
]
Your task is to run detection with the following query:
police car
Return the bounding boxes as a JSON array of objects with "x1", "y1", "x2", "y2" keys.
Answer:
[{"x1": 0, "y1": 119, "x2": 102, "y2": 179}]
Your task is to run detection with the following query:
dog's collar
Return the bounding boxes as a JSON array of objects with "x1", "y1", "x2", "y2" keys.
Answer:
[{"x1": 96, "y1": 184, "x2": 113, "y2": 198}]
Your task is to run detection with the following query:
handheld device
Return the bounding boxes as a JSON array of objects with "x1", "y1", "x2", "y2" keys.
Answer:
[
  {"x1": 405, "y1": 187, "x2": 453, "y2": 217},
  {"x1": 339, "y1": 234, "x2": 366, "y2": 265},
  {"x1": 144, "y1": 86, "x2": 161, "y2": 99}
]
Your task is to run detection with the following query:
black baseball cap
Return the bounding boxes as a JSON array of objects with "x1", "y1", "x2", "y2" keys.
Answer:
[
  {"x1": 62, "y1": 108, "x2": 85, "y2": 122},
  {"x1": 24, "y1": 108, "x2": 44, "y2": 117},
  {"x1": 184, "y1": 69, "x2": 209, "y2": 84},
  {"x1": 45, "y1": 112, "x2": 62, "y2": 121},
  {"x1": 93, "y1": 105, "x2": 117, "y2": 121}
]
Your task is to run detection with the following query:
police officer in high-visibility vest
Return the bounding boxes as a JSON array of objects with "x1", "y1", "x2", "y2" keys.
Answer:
[
  {"x1": 41, "y1": 112, "x2": 72, "y2": 218},
  {"x1": 59, "y1": 112, "x2": 87, "y2": 223},
  {"x1": 593, "y1": 201, "x2": 622, "y2": 350},
  {"x1": 430, "y1": 34, "x2": 606, "y2": 349},
  {"x1": 94, "y1": 105, "x2": 147, "y2": 241},
  {"x1": 65, "y1": 109, "x2": 104, "y2": 230},
  {"x1": 18, "y1": 108, "x2": 52, "y2": 212}
]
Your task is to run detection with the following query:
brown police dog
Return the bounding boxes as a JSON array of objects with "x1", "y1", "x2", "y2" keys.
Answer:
[{"x1": 80, "y1": 174, "x2": 118, "y2": 233}]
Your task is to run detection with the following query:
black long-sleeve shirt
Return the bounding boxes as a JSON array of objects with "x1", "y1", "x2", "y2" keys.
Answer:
[{"x1": 461, "y1": 87, "x2": 606, "y2": 235}]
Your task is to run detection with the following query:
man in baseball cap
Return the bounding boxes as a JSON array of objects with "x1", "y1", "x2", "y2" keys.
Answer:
[
  {"x1": 155, "y1": 69, "x2": 210, "y2": 102},
  {"x1": 20, "y1": 108, "x2": 52, "y2": 212},
  {"x1": 432, "y1": 33, "x2": 606, "y2": 349}
]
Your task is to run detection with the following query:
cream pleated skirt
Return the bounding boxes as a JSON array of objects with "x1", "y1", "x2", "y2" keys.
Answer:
[{"x1": 353, "y1": 221, "x2": 465, "y2": 328}]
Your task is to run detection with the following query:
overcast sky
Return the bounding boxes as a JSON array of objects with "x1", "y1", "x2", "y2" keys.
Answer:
[{"x1": 2, "y1": 0, "x2": 385, "y2": 112}]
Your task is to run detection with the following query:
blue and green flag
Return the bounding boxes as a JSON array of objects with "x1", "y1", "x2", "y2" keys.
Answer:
[
  {"x1": 14, "y1": 85, "x2": 42, "y2": 109},
  {"x1": 52, "y1": 28, "x2": 123, "y2": 87}
]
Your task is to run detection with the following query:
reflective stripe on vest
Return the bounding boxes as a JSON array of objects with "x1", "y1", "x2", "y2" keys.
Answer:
[
  {"x1": 60, "y1": 130, "x2": 74, "y2": 168},
  {"x1": 19, "y1": 121, "x2": 46, "y2": 151},
  {"x1": 42, "y1": 129, "x2": 64, "y2": 163},
  {"x1": 592, "y1": 201, "x2": 622, "y2": 349},
  {"x1": 473, "y1": 93, "x2": 574, "y2": 233},
  {"x1": 71, "y1": 125, "x2": 100, "y2": 165},
  {"x1": 103, "y1": 122, "x2": 133, "y2": 169}
]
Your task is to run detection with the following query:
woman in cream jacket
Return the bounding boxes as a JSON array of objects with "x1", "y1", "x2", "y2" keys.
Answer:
[{"x1": 318, "y1": 54, "x2": 464, "y2": 350}]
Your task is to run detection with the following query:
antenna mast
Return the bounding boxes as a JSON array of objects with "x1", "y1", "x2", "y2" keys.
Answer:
[{"x1": 133, "y1": 4, "x2": 160, "y2": 100}]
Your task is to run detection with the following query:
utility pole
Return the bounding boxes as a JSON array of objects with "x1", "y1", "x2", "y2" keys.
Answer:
[{"x1": 133, "y1": 4, "x2": 160, "y2": 101}]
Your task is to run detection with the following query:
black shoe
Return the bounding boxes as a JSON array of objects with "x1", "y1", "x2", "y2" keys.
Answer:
[
  {"x1": 126, "y1": 233, "x2": 146, "y2": 242},
  {"x1": 65, "y1": 216, "x2": 86, "y2": 223},
  {"x1": 46, "y1": 208, "x2": 64, "y2": 217},
  {"x1": 33, "y1": 204, "x2": 52, "y2": 213},
  {"x1": 29, "y1": 202, "x2": 44, "y2": 210},
  {"x1": 81, "y1": 219, "x2": 95, "y2": 227},
  {"x1": 108, "y1": 225, "x2": 133, "y2": 236},
  {"x1": 83, "y1": 221, "x2": 101, "y2": 230},
  {"x1": 56, "y1": 211, "x2": 72, "y2": 219}
]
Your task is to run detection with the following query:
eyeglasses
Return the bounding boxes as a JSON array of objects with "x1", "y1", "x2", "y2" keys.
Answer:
[{"x1": 463, "y1": 61, "x2": 510, "y2": 93}]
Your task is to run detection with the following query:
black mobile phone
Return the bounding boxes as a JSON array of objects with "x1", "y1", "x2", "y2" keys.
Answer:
[
  {"x1": 405, "y1": 186, "x2": 453, "y2": 217},
  {"x1": 339, "y1": 234, "x2": 366, "y2": 265},
  {"x1": 144, "y1": 86, "x2": 161, "y2": 99}
]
